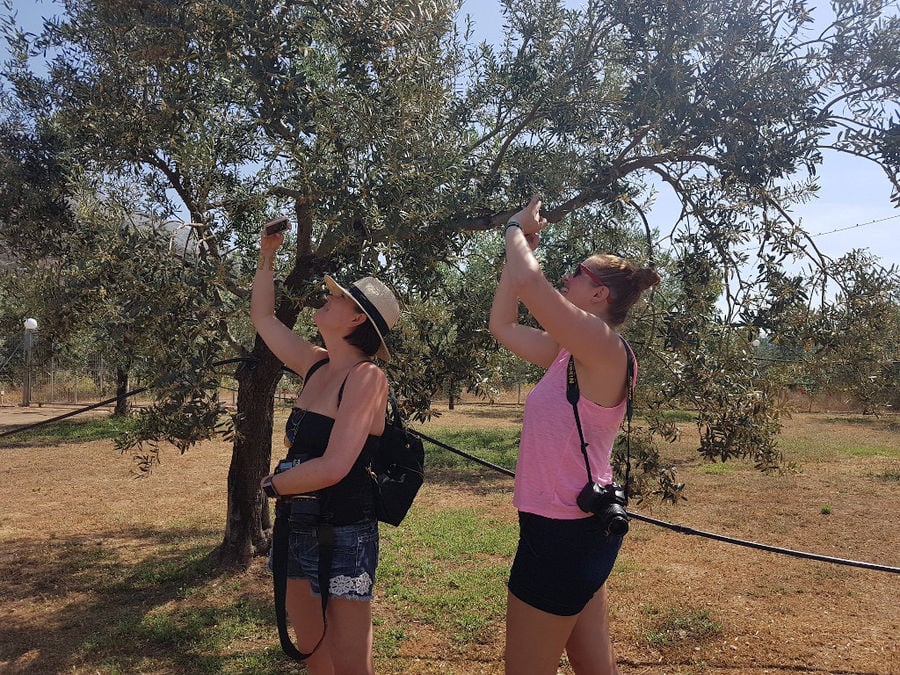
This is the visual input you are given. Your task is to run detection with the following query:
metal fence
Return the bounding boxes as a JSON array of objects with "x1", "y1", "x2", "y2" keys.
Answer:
[
  {"x1": 0, "y1": 329, "x2": 301, "y2": 409},
  {"x1": 0, "y1": 330, "x2": 149, "y2": 407}
]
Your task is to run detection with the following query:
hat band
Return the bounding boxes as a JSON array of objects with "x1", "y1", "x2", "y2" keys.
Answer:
[{"x1": 348, "y1": 285, "x2": 390, "y2": 338}]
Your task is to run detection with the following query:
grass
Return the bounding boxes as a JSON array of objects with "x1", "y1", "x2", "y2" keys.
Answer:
[
  {"x1": 775, "y1": 435, "x2": 899, "y2": 460},
  {"x1": 411, "y1": 425, "x2": 520, "y2": 471},
  {"x1": 0, "y1": 415, "x2": 135, "y2": 444},
  {"x1": 55, "y1": 530, "x2": 276, "y2": 674},
  {"x1": 876, "y1": 469, "x2": 900, "y2": 482},
  {"x1": 648, "y1": 409, "x2": 696, "y2": 423},
  {"x1": 4, "y1": 407, "x2": 899, "y2": 674},
  {"x1": 76, "y1": 599, "x2": 274, "y2": 674},
  {"x1": 379, "y1": 507, "x2": 517, "y2": 646},
  {"x1": 696, "y1": 461, "x2": 742, "y2": 475},
  {"x1": 26, "y1": 505, "x2": 518, "y2": 670},
  {"x1": 642, "y1": 605, "x2": 723, "y2": 647}
]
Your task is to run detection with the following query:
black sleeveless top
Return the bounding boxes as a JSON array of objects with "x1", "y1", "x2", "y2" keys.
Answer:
[{"x1": 282, "y1": 361, "x2": 380, "y2": 524}]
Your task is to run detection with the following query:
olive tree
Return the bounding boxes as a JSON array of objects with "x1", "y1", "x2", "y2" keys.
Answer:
[{"x1": 2, "y1": 0, "x2": 898, "y2": 568}]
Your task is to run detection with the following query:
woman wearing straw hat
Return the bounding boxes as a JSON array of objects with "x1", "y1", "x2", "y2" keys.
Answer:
[
  {"x1": 490, "y1": 196, "x2": 659, "y2": 675},
  {"x1": 251, "y1": 221, "x2": 400, "y2": 675}
]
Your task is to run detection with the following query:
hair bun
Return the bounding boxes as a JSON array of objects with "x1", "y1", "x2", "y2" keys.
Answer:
[{"x1": 633, "y1": 267, "x2": 661, "y2": 291}]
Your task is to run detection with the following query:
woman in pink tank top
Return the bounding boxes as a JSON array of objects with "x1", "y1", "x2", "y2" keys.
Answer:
[{"x1": 489, "y1": 196, "x2": 660, "y2": 675}]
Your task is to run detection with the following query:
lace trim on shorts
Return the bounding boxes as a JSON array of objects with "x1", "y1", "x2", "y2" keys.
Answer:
[{"x1": 330, "y1": 571, "x2": 373, "y2": 597}]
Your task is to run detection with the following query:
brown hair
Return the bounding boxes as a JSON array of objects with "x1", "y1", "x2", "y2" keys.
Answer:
[
  {"x1": 345, "y1": 317, "x2": 382, "y2": 357},
  {"x1": 584, "y1": 254, "x2": 660, "y2": 326}
]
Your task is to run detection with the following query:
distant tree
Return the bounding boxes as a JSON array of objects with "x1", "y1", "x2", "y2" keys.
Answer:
[{"x1": 761, "y1": 251, "x2": 900, "y2": 414}]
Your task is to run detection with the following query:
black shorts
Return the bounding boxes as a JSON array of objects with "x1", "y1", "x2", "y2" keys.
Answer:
[{"x1": 508, "y1": 511, "x2": 623, "y2": 616}]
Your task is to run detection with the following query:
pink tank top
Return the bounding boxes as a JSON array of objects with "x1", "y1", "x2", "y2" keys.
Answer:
[{"x1": 513, "y1": 346, "x2": 635, "y2": 520}]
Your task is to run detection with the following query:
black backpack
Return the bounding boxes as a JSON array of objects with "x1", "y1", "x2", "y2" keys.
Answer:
[{"x1": 372, "y1": 396, "x2": 425, "y2": 526}]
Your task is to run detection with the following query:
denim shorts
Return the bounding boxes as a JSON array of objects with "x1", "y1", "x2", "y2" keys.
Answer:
[
  {"x1": 508, "y1": 511, "x2": 623, "y2": 616},
  {"x1": 282, "y1": 519, "x2": 379, "y2": 601}
]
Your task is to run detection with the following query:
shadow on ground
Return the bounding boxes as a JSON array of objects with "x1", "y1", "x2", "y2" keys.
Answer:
[{"x1": 0, "y1": 524, "x2": 274, "y2": 674}]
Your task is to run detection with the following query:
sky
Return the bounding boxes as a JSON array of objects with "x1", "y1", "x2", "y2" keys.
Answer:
[{"x1": 3, "y1": 0, "x2": 898, "y2": 270}]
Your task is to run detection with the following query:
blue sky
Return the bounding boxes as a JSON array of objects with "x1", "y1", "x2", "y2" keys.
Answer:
[{"x1": 4, "y1": 0, "x2": 897, "y2": 269}]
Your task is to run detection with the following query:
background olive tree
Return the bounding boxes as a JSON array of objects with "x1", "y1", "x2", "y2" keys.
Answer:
[{"x1": 2, "y1": 0, "x2": 898, "y2": 568}]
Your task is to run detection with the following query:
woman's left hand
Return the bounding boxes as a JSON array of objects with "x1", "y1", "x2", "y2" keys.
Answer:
[{"x1": 510, "y1": 195, "x2": 548, "y2": 235}]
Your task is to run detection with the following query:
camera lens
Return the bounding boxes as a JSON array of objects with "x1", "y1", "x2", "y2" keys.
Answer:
[{"x1": 606, "y1": 514, "x2": 629, "y2": 537}]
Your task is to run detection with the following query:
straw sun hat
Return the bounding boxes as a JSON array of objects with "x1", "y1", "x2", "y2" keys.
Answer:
[{"x1": 323, "y1": 275, "x2": 400, "y2": 361}]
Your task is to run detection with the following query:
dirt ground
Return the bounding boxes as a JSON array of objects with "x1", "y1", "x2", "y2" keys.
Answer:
[{"x1": 0, "y1": 403, "x2": 898, "y2": 674}]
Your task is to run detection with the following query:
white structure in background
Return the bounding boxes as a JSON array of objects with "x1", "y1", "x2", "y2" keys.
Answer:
[{"x1": 21, "y1": 318, "x2": 38, "y2": 406}]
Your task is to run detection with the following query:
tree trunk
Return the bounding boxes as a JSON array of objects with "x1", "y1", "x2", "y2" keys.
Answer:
[
  {"x1": 211, "y1": 341, "x2": 282, "y2": 570},
  {"x1": 113, "y1": 367, "x2": 130, "y2": 416},
  {"x1": 448, "y1": 380, "x2": 455, "y2": 410},
  {"x1": 211, "y1": 205, "x2": 322, "y2": 571}
]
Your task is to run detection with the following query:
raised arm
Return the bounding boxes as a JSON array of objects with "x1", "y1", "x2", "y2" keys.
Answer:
[
  {"x1": 250, "y1": 226, "x2": 325, "y2": 376},
  {"x1": 490, "y1": 255, "x2": 559, "y2": 369},
  {"x1": 503, "y1": 197, "x2": 621, "y2": 369}
]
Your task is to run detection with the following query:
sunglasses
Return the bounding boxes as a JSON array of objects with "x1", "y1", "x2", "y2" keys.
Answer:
[{"x1": 573, "y1": 263, "x2": 614, "y2": 301}]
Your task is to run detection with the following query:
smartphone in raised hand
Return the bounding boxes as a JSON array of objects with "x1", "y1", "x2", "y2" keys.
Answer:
[{"x1": 263, "y1": 216, "x2": 290, "y2": 236}]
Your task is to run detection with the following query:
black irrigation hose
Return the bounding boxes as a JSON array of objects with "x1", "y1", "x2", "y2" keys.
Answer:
[
  {"x1": 3, "y1": 366, "x2": 898, "y2": 575},
  {"x1": 0, "y1": 386, "x2": 152, "y2": 440},
  {"x1": 411, "y1": 430, "x2": 900, "y2": 575},
  {"x1": 624, "y1": 512, "x2": 900, "y2": 574},
  {"x1": 411, "y1": 429, "x2": 516, "y2": 478}
]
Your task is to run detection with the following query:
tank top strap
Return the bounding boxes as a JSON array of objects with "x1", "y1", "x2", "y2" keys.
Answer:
[
  {"x1": 302, "y1": 357, "x2": 329, "y2": 387},
  {"x1": 337, "y1": 360, "x2": 374, "y2": 404}
]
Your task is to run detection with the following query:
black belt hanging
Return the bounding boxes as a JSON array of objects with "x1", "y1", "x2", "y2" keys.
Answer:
[
  {"x1": 565, "y1": 335, "x2": 635, "y2": 499},
  {"x1": 272, "y1": 511, "x2": 334, "y2": 661}
]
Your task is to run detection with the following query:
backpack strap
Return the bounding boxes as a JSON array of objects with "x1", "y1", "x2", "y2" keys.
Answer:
[
  {"x1": 303, "y1": 357, "x2": 329, "y2": 388},
  {"x1": 336, "y1": 360, "x2": 374, "y2": 405}
]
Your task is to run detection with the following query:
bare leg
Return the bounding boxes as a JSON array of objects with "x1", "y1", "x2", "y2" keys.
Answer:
[
  {"x1": 504, "y1": 590, "x2": 579, "y2": 675},
  {"x1": 324, "y1": 597, "x2": 375, "y2": 675},
  {"x1": 565, "y1": 585, "x2": 619, "y2": 675},
  {"x1": 286, "y1": 578, "x2": 333, "y2": 675}
]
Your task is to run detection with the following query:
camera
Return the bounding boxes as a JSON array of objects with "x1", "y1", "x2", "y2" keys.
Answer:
[
  {"x1": 576, "y1": 482, "x2": 629, "y2": 536},
  {"x1": 275, "y1": 456, "x2": 321, "y2": 521},
  {"x1": 276, "y1": 458, "x2": 299, "y2": 474},
  {"x1": 263, "y1": 216, "x2": 290, "y2": 236}
]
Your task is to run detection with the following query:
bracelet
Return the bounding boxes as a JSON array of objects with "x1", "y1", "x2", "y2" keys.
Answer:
[
  {"x1": 504, "y1": 220, "x2": 523, "y2": 234},
  {"x1": 257, "y1": 254, "x2": 274, "y2": 271},
  {"x1": 261, "y1": 475, "x2": 280, "y2": 499}
]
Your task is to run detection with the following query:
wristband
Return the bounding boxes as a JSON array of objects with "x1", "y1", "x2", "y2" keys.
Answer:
[
  {"x1": 504, "y1": 220, "x2": 523, "y2": 234},
  {"x1": 261, "y1": 475, "x2": 280, "y2": 499}
]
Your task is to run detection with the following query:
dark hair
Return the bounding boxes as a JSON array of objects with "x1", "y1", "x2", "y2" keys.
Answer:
[
  {"x1": 345, "y1": 316, "x2": 382, "y2": 356},
  {"x1": 585, "y1": 254, "x2": 660, "y2": 326}
]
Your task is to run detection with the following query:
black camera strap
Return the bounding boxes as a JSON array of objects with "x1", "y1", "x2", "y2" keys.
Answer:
[
  {"x1": 272, "y1": 517, "x2": 334, "y2": 661},
  {"x1": 271, "y1": 356, "x2": 335, "y2": 662},
  {"x1": 565, "y1": 336, "x2": 635, "y2": 498}
]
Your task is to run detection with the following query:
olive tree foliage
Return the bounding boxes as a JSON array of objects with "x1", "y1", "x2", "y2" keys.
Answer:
[
  {"x1": 754, "y1": 251, "x2": 900, "y2": 414},
  {"x1": 0, "y1": 91, "x2": 234, "y2": 424},
  {"x1": 1, "y1": 0, "x2": 488, "y2": 569},
  {"x1": 2, "y1": 0, "x2": 899, "y2": 567}
]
